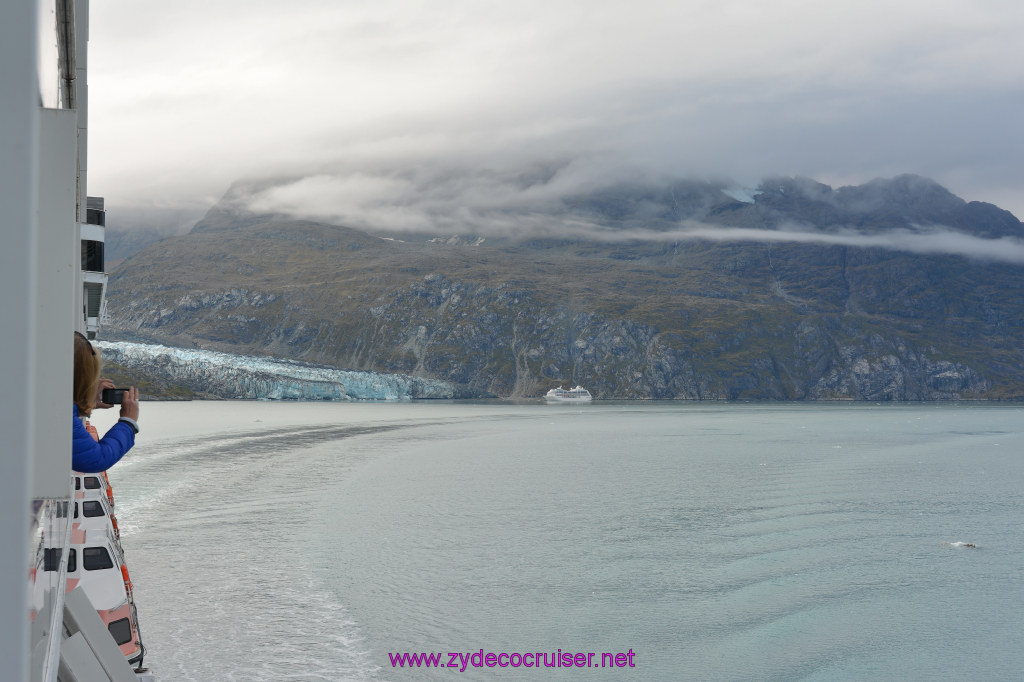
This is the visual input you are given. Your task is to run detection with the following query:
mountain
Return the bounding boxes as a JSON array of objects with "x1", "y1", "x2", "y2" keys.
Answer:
[
  {"x1": 102, "y1": 206, "x2": 202, "y2": 268},
  {"x1": 102, "y1": 175, "x2": 1024, "y2": 400},
  {"x1": 717, "y1": 175, "x2": 1023, "y2": 237}
]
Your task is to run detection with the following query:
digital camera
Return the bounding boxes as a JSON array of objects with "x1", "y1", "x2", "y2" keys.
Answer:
[{"x1": 101, "y1": 388, "x2": 127, "y2": 405}]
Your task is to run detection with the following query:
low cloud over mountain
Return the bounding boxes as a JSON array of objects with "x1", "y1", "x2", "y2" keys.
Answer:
[{"x1": 196, "y1": 170, "x2": 1024, "y2": 263}]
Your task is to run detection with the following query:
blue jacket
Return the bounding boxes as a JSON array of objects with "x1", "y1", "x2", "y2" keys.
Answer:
[{"x1": 72, "y1": 404, "x2": 135, "y2": 473}]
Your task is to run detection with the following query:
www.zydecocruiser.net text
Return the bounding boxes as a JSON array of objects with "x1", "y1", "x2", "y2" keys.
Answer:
[{"x1": 388, "y1": 649, "x2": 637, "y2": 672}]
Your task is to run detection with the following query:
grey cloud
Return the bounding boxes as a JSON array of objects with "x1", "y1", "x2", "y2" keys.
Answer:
[
  {"x1": 642, "y1": 224, "x2": 1024, "y2": 265},
  {"x1": 86, "y1": 1, "x2": 1024, "y2": 220},
  {"x1": 224, "y1": 162, "x2": 1024, "y2": 264}
]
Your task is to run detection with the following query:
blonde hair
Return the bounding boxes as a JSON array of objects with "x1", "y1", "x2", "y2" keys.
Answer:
[{"x1": 73, "y1": 332, "x2": 101, "y2": 417}]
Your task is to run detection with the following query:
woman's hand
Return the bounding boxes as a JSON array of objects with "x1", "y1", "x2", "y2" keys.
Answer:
[
  {"x1": 94, "y1": 378, "x2": 116, "y2": 409},
  {"x1": 119, "y1": 387, "x2": 140, "y2": 422}
]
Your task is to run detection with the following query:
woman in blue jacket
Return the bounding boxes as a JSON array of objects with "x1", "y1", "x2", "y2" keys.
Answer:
[{"x1": 73, "y1": 331, "x2": 140, "y2": 473}]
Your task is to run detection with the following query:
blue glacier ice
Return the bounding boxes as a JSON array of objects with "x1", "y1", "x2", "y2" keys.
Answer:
[{"x1": 96, "y1": 341, "x2": 459, "y2": 401}]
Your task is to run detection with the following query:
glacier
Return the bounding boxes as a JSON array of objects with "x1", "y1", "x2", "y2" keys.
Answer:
[{"x1": 97, "y1": 341, "x2": 462, "y2": 401}]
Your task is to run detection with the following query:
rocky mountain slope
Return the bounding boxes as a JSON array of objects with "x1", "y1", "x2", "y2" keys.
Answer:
[{"x1": 103, "y1": 175, "x2": 1024, "y2": 400}]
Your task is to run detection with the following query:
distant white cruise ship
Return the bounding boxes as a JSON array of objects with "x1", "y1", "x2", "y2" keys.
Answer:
[{"x1": 545, "y1": 386, "x2": 593, "y2": 403}]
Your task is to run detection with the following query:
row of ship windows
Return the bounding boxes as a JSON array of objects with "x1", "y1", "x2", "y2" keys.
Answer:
[
  {"x1": 67, "y1": 477, "x2": 132, "y2": 647},
  {"x1": 43, "y1": 547, "x2": 114, "y2": 573}
]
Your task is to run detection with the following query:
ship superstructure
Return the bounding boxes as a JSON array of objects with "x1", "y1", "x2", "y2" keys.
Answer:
[{"x1": 3, "y1": 1, "x2": 151, "y2": 680}]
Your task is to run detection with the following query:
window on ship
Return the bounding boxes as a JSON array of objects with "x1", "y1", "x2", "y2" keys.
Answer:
[
  {"x1": 82, "y1": 500, "x2": 104, "y2": 517},
  {"x1": 43, "y1": 548, "x2": 61, "y2": 571},
  {"x1": 108, "y1": 618, "x2": 133, "y2": 646},
  {"x1": 83, "y1": 477, "x2": 102, "y2": 489},
  {"x1": 43, "y1": 548, "x2": 77, "y2": 572},
  {"x1": 81, "y1": 240, "x2": 104, "y2": 273},
  {"x1": 82, "y1": 547, "x2": 114, "y2": 571}
]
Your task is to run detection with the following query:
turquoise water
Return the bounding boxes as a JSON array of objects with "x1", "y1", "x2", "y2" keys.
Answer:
[{"x1": 97, "y1": 402, "x2": 1024, "y2": 681}]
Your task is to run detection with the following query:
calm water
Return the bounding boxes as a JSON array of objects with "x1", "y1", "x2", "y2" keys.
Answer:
[{"x1": 93, "y1": 402, "x2": 1024, "y2": 681}]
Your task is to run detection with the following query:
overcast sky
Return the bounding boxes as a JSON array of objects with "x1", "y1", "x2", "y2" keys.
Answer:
[{"x1": 87, "y1": 0, "x2": 1024, "y2": 227}]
